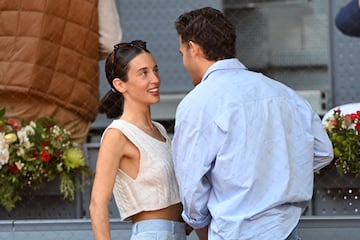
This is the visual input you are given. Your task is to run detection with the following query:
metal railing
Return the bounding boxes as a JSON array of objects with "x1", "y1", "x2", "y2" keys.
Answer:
[{"x1": 1, "y1": 217, "x2": 360, "y2": 240}]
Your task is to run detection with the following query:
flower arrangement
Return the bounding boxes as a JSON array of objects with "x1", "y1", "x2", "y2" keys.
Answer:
[
  {"x1": 0, "y1": 107, "x2": 92, "y2": 212},
  {"x1": 323, "y1": 108, "x2": 360, "y2": 175}
]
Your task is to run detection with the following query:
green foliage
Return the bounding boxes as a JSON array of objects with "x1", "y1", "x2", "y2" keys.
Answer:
[
  {"x1": 324, "y1": 108, "x2": 360, "y2": 175},
  {"x1": 0, "y1": 107, "x2": 92, "y2": 212}
]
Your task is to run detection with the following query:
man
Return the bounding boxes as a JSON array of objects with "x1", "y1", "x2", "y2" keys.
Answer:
[{"x1": 172, "y1": 7, "x2": 334, "y2": 240}]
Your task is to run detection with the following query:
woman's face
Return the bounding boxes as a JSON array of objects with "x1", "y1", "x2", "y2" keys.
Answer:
[{"x1": 121, "y1": 52, "x2": 161, "y2": 105}]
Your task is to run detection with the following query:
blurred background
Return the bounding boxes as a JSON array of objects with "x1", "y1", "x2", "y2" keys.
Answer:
[
  {"x1": 92, "y1": 0, "x2": 359, "y2": 137},
  {"x1": 1, "y1": 0, "x2": 360, "y2": 239}
]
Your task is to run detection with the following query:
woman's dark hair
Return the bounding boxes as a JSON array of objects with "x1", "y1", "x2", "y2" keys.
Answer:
[
  {"x1": 175, "y1": 7, "x2": 236, "y2": 61},
  {"x1": 99, "y1": 40, "x2": 150, "y2": 118}
]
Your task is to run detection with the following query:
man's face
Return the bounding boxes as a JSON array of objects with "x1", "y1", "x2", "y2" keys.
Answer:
[{"x1": 178, "y1": 37, "x2": 201, "y2": 86}]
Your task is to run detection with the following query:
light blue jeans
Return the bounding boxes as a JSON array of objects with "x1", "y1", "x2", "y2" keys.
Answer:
[{"x1": 130, "y1": 219, "x2": 186, "y2": 240}]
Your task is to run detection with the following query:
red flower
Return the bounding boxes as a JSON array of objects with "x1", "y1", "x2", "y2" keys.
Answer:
[
  {"x1": 41, "y1": 150, "x2": 51, "y2": 162},
  {"x1": 356, "y1": 122, "x2": 360, "y2": 135},
  {"x1": 7, "y1": 164, "x2": 20, "y2": 174},
  {"x1": 40, "y1": 141, "x2": 49, "y2": 147},
  {"x1": 350, "y1": 113, "x2": 358, "y2": 121},
  {"x1": 29, "y1": 151, "x2": 39, "y2": 158},
  {"x1": 6, "y1": 118, "x2": 21, "y2": 131},
  {"x1": 328, "y1": 119, "x2": 338, "y2": 129},
  {"x1": 334, "y1": 108, "x2": 341, "y2": 115}
]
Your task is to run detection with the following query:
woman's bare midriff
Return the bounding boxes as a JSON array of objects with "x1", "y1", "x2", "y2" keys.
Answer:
[{"x1": 130, "y1": 203, "x2": 183, "y2": 223}]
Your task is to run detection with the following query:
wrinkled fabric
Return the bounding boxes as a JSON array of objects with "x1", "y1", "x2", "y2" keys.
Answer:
[{"x1": 172, "y1": 58, "x2": 333, "y2": 239}]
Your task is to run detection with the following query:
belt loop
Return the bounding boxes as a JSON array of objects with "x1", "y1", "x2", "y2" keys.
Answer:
[
  {"x1": 172, "y1": 221, "x2": 175, "y2": 233},
  {"x1": 132, "y1": 222, "x2": 138, "y2": 234}
]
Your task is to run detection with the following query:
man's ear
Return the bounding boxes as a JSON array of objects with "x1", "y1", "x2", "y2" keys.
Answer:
[
  {"x1": 189, "y1": 40, "x2": 206, "y2": 59},
  {"x1": 113, "y1": 78, "x2": 126, "y2": 93},
  {"x1": 188, "y1": 40, "x2": 201, "y2": 56}
]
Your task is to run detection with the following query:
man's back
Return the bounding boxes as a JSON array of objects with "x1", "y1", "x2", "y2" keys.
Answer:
[{"x1": 173, "y1": 58, "x2": 333, "y2": 239}]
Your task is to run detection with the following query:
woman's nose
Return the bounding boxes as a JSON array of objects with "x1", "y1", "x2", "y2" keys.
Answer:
[{"x1": 152, "y1": 72, "x2": 160, "y2": 83}]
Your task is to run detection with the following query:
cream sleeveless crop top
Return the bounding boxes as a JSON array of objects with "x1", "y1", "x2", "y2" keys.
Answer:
[{"x1": 102, "y1": 119, "x2": 180, "y2": 221}]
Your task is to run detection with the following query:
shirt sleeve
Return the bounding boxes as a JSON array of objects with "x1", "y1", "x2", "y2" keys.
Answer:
[
  {"x1": 172, "y1": 118, "x2": 214, "y2": 229},
  {"x1": 311, "y1": 112, "x2": 334, "y2": 171},
  {"x1": 98, "y1": 0, "x2": 122, "y2": 59}
]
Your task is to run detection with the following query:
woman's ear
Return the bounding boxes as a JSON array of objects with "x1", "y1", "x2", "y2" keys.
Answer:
[{"x1": 113, "y1": 78, "x2": 126, "y2": 93}]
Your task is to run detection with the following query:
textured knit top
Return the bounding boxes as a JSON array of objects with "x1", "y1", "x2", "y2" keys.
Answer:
[{"x1": 103, "y1": 119, "x2": 180, "y2": 221}]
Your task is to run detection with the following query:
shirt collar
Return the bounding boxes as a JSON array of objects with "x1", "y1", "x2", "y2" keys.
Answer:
[{"x1": 202, "y1": 58, "x2": 247, "y2": 83}]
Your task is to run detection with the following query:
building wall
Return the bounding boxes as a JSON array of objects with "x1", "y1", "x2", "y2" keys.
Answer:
[{"x1": 92, "y1": 0, "x2": 337, "y2": 131}]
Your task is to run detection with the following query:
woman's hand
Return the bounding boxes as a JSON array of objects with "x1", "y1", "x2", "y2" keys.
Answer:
[{"x1": 185, "y1": 223, "x2": 193, "y2": 235}]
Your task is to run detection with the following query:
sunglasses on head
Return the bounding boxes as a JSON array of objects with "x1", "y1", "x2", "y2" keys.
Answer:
[
  {"x1": 114, "y1": 40, "x2": 147, "y2": 51},
  {"x1": 112, "y1": 40, "x2": 147, "y2": 77}
]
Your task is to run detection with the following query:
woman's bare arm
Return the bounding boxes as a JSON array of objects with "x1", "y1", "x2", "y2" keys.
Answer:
[{"x1": 89, "y1": 129, "x2": 125, "y2": 240}]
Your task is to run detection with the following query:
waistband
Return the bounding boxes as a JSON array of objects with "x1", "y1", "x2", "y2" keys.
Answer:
[{"x1": 132, "y1": 219, "x2": 185, "y2": 234}]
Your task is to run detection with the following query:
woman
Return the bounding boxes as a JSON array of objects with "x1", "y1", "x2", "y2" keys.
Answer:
[{"x1": 89, "y1": 40, "x2": 187, "y2": 240}]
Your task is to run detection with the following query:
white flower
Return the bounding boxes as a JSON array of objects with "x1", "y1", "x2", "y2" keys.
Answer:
[
  {"x1": 52, "y1": 125, "x2": 61, "y2": 135},
  {"x1": 15, "y1": 161, "x2": 24, "y2": 170},
  {"x1": 24, "y1": 124, "x2": 35, "y2": 135},
  {"x1": 29, "y1": 121, "x2": 36, "y2": 128},
  {"x1": 16, "y1": 147, "x2": 25, "y2": 157},
  {"x1": 0, "y1": 133, "x2": 10, "y2": 168},
  {"x1": 17, "y1": 125, "x2": 35, "y2": 149},
  {"x1": 17, "y1": 128, "x2": 27, "y2": 143}
]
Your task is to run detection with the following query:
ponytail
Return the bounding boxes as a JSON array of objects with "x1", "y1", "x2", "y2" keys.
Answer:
[{"x1": 98, "y1": 90, "x2": 124, "y2": 118}]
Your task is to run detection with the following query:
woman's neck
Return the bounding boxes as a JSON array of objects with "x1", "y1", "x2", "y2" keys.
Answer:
[
  {"x1": 120, "y1": 111, "x2": 165, "y2": 142},
  {"x1": 121, "y1": 109, "x2": 153, "y2": 129}
]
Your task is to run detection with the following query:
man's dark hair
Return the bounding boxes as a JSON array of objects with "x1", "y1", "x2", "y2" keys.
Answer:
[{"x1": 175, "y1": 7, "x2": 236, "y2": 61}]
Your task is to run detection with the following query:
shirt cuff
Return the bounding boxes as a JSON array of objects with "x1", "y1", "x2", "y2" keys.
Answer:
[{"x1": 182, "y1": 211, "x2": 211, "y2": 229}]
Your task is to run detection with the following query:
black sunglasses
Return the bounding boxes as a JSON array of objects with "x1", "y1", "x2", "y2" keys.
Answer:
[{"x1": 112, "y1": 40, "x2": 147, "y2": 76}]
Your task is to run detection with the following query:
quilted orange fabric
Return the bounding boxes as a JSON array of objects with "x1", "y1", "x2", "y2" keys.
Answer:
[{"x1": 0, "y1": 0, "x2": 100, "y2": 124}]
